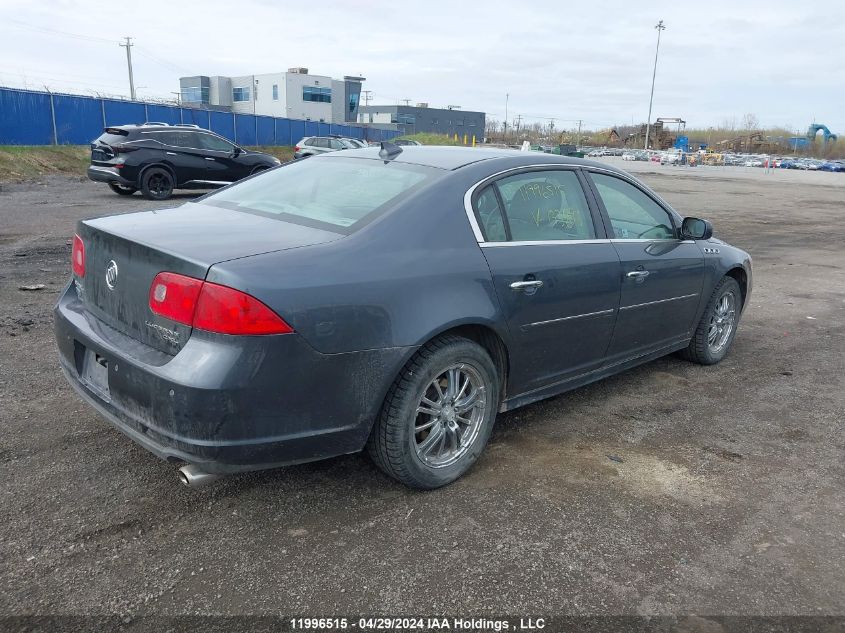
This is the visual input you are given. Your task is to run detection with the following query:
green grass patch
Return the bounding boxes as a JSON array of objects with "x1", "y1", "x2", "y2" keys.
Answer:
[
  {"x1": 246, "y1": 146, "x2": 295, "y2": 162},
  {"x1": 0, "y1": 145, "x2": 296, "y2": 183},
  {"x1": 0, "y1": 145, "x2": 90, "y2": 182},
  {"x1": 397, "y1": 133, "x2": 473, "y2": 146}
]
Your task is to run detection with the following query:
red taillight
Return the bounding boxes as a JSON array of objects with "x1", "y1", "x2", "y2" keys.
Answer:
[
  {"x1": 72, "y1": 234, "x2": 85, "y2": 277},
  {"x1": 294, "y1": 145, "x2": 300, "y2": 152},
  {"x1": 113, "y1": 144, "x2": 138, "y2": 153},
  {"x1": 149, "y1": 272, "x2": 204, "y2": 325},
  {"x1": 148, "y1": 272, "x2": 293, "y2": 336}
]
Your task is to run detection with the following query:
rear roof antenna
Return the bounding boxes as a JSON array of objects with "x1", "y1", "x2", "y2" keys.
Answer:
[{"x1": 379, "y1": 141, "x2": 402, "y2": 160}]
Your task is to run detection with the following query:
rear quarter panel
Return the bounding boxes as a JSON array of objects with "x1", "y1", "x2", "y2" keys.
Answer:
[{"x1": 205, "y1": 168, "x2": 508, "y2": 356}]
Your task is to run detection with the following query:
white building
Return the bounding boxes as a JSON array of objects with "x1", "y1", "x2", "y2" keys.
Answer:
[{"x1": 179, "y1": 68, "x2": 364, "y2": 124}]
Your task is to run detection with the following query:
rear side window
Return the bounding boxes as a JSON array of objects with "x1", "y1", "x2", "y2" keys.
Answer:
[
  {"x1": 474, "y1": 186, "x2": 507, "y2": 242},
  {"x1": 493, "y1": 170, "x2": 595, "y2": 241},
  {"x1": 590, "y1": 173, "x2": 675, "y2": 239},
  {"x1": 200, "y1": 157, "x2": 438, "y2": 232}
]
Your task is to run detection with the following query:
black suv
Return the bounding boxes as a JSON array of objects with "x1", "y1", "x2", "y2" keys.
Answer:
[{"x1": 87, "y1": 124, "x2": 281, "y2": 200}]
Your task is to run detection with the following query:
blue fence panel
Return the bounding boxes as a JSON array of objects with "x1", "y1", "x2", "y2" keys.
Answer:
[
  {"x1": 256, "y1": 116, "x2": 275, "y2": 145},
  {"x1": 145, "y1": 104, "x2": 181, "y2": 126},
  {"x1": 234, "y1": 114, "x2": 256, "y2": 145},
  {"x1": 208, "y1": 111, "x2": 235, "y2": 141},
  {"x1": 0, "y1": 88, "x2": 53, "y2": 144},
  {"x1": 290, "y1": 120, "x2": 306, "y2": 145},
  {"x1": 180, "y1": 108, "x2": 211, "y2": 128},
  {"x1": 275, "y1": 118, "x2": 292, "y2": 146},
  {"x1": 53, "y1": 94, "x2": 102, "y2": 144},
  {"x1": 103, "y1": 99, "x2": 146, "y2": 127},
  {"x1": 0, "y1": 87, "x2": 403, "y2": 146}
]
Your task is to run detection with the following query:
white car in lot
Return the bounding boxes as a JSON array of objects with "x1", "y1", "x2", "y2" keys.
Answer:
[{"x1": 660, "y1": 150, "x2": 681, "y2": 165}]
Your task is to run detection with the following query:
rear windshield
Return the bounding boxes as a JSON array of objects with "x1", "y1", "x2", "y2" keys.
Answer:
[
  {"x1": 199, "y1": 156, "x2": 439, "y2": 233},
  {"x1": 96, "y1": 129, "x2": 130, "y2": 145}
]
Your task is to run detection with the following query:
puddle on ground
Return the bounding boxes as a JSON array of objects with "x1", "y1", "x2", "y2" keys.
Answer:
[{"x1": 474, "y1": 434, "x2": 721, "y2": 506}]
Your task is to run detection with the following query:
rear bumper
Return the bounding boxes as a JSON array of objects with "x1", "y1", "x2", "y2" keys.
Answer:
[
  {"x1": 54, "y1": 282, "x2": 410, "y2": 473},
  {"x1": 87, "y1": 165, "x2": 134, "y2": 187}
]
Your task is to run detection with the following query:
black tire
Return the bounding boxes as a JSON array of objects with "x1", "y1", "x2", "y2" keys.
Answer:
[
  {"x1": 140, "y1": 168, "x2": 175, "y2": 200},
  {"x1": 680, "y1": 276, "x2": 742, "y2": 365},
  {"x1": 108, "y1": 182, "x2": 137, "y2": 196},
  {"x1": 367, "y1": 335, "x2": 499, "y2": 489}
]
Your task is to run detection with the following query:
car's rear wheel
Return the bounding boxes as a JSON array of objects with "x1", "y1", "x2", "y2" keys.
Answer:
[
  {"x1": 680, "y1": 276, "x2": 742, "y2": 365},
  {"x1": 367, "y1": 335, "x2": 499, "y2": 489},
  {"x1": 140, "y1": 168, "x2": 175, "y2": 200},
  {"x1": 108, "y1": 182, "x2": 137, "y2": 196}
]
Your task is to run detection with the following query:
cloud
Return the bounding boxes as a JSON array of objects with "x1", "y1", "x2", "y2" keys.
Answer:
[{"x1": 0, "y1": 0, "x2": 842, "y2": 132}]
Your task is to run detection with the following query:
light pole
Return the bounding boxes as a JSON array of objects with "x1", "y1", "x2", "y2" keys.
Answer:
[
  {"x1": 644, "y1": 19, "x2": 666, "y2": 150},
  {"x1": 504, "y1": 93, "x2": 509, "y2": 143}
]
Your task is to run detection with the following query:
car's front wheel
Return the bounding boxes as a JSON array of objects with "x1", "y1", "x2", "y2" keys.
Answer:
[
  {"x1": 140, "y1": 168, "x2": 175, "y2": 200},
  {"x1": 368, "y1": 335, "x2": 499, "y2": 489},
  {"x1": 107, "y1": 182, "x2": 137, "y2": 196},
  {"x1": 681, "y1": 276, "x2": 742, "y2": 365}
]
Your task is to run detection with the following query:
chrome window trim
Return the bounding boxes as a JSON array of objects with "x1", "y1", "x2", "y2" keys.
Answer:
[
  {"x1": 619, "y1": 293, "x2": 699, "y2": 311},
  {"x1": 462, "y1": 163, "x2": 592, "y2": 246},
  {"x1": 481, "y1": 239, "x2": 610, "y2": 248}
]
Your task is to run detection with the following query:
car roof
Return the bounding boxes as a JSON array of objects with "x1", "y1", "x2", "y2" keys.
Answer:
[{"x1": 331, "y1": 145, "x2": 621, "y2": 172}]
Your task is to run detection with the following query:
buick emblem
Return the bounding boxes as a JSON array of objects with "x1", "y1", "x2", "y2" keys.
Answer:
[{"x1": 105, "y1": 260, "x2": 119, "y2": 290}]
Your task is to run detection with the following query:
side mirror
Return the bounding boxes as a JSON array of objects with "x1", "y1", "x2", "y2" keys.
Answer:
[
  {"x1": 681, "y1": 217, "x2": 713, "y2": 240},
  {"x1": 232, "y1": 146, "x2": 242, "y2": 157}
]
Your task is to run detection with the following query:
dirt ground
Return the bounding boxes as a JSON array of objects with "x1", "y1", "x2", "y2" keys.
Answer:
[{"x1": 1, "y1": 163, "x2": 843, "y2": 619}]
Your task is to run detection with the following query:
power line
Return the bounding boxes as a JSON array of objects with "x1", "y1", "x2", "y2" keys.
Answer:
[{"x1": 2, "y1": 18, "x2": 118, "y2": 44}]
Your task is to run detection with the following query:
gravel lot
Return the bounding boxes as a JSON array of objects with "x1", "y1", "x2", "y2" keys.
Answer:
[{"x1": 1, "y1": 163, "x2": 843, "y2": 619}]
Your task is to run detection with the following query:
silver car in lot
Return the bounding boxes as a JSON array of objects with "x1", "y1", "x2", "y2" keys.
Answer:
[{"x1": 294, "y1": 136, "x2": 361, "y2": 159}]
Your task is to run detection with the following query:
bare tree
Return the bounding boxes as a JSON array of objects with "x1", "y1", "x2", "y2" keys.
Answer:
[{"x1": 742, "y1": 113, "x2": 760, "y2": 131}]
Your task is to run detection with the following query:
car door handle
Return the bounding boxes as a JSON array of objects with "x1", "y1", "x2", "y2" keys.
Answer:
[
  {"x1": 510, "y1": 280, "x2": 544, "y2": 291},
  {"x1": 165, "y1": 151, "x2": 176, "y2": 156},
  {"x1": 626, "y1": 270, "x2": 651, "y2": 279},
  {"x1": 204, "y1": 157, "x2": 215, "y2": 161}
]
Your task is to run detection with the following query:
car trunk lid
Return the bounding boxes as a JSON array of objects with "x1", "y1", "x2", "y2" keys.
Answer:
[{"x1": 76, "y1": 203, "x2": 341, "y2": 354}]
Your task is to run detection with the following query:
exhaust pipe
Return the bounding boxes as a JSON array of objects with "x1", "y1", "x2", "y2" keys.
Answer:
[{"x1": 178, "y1": 464, "x2": 220, "y2": 488}]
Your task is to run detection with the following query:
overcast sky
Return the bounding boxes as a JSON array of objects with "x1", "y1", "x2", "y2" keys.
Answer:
[{"x1": 2, "y1": 0, "x2": 843, "y2": 133}]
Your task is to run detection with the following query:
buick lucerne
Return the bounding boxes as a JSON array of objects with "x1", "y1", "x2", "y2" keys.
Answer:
[{"x1": 56, "y1": 145, "x2": 751, "y2": 489}]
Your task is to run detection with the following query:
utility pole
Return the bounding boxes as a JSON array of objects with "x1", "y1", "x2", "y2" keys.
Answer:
[
  {"x1": 362, "y1": 90, "x2": 373, "y2": 106},
  {"x1": 549, "y1": 118, "x2": 555, "y2": 141},
  {"x1": 577, "y1": 119, "x2": 582, "y2": 148},
  {"x1": 119, "y1": 36, "x2": 136, "y2": 100},
  {"x1": 401, "y1": 98, "x2": 411, "y2": 106},
  {"x1": 644, "y1": 20, "x2": 666, "y2": 150},
  {"x1": 504, "y1": 93, "x2": 509, "y2": 143},
  {"x1": 515, "y1": 115, "x2": 522, "y2": 141}
]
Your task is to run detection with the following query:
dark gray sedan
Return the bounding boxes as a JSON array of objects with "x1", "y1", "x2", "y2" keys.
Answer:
[{"x1": 55, "y1": 145, "x2": 752, "y2": 489}]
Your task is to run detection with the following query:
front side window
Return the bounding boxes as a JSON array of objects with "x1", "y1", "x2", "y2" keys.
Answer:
[
  {"x1": 302, "y1": 86, "x2": 331, "y2": 103},
  {"x1": 200, "y1": 157, "x2": 437, "y2": 232},
  {"x1": 590, "y1": 173, "x2": 675, "y2": 239},
  {"x1": 233, "y1": 86, "x2": 251, "y2": 102},
  {"x1": 491, "y1": 170, "x2": 596, "y2": 242},
  {"x1": 199, "y1": 133, "x2": 234, "y2": 152}
]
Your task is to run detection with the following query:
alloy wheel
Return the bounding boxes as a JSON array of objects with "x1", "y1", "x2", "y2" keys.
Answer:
[
  {"x1": 708, "y1": 291, "x2": 736, "y2": 354},
  {"x1": 413, "y1": 364, "x2": 487, "y2": 468}
]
